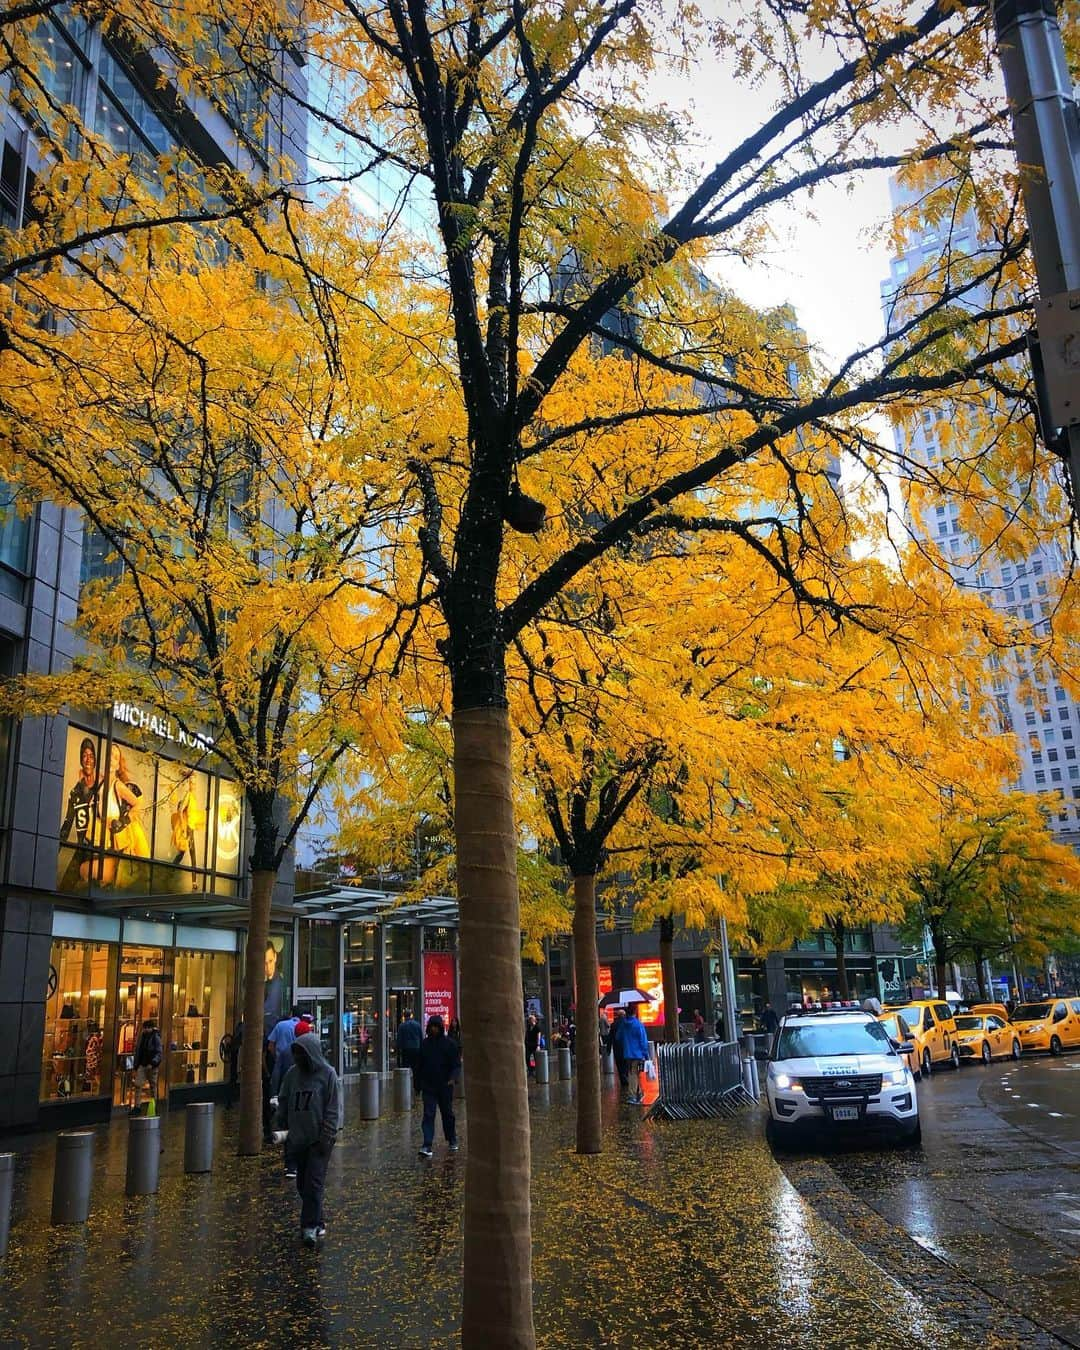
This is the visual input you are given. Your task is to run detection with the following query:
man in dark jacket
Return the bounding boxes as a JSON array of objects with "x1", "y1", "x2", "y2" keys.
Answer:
[
  {"x1": 132, "y1": 1019, "x2": 162, "y2": 1115},
  {"x1": 417, "y1": 1015, "x2": 461, "y2": 1158},
  {"x1": 396, "y1": 1011, "x2": 423, "y2": 1085},
  {"x1": 274, "y1": 1031, "x2": 341, "y2": 1247},
  {"x1": 609, "y1": 1007, "x2": 629, "y2": 1088},
  {"x1": 524, "y1": 1013, "x2": 541, "y2": 1074}
]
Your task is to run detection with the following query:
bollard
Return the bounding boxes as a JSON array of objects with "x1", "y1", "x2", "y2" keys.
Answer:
[
  {"x1": 741, "y1": 1034, "x2": 760, "y2": 1100},
  {"x1": 126, "y1": 1114, "x2": 161, "y2": 1196},
  {"x1": 534, "y1": 1049, "x2": 549, "y2": 1084},
  {"x1": 183, "y1": 1101, "x2": 214, "y2": 1174},
  {"x1": 51, "y1": 1131, "x2": 94, "y2": 1225},
  {"x1": 0, "y1": 1153, "x2": 12, "y2": 1256},
  {"x1": 393, "y1": 1067, "x2": 413, "y2": 1112},
  {"x1": 558, "y1": 1046, "x2": 572, "y2": 1080},
  {"x1": 359, "y1": 1072, "x2": 380, "y2": 1120}
]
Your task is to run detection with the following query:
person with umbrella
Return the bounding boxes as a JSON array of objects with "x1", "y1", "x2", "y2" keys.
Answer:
[
  {"x1": 608, "y1": 1006, "x2": 628, "y2": 1088},
  {"x1": 612, "y1": 1000, "x2": 651, "y2": 1104}
]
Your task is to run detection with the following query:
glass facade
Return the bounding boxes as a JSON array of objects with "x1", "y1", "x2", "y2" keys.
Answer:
[
  {"x1": 169, "y1": 948, "x2": 236, "y2": 1088},
  {"x1": 40, "y1": 938, "x2": 118, "y2": 1101},
  {"x1": 56, "y1": 723, "x2": 244, "y2": 899},
  {"x1": 0, "y1": 480, "x2": 30, "y2": 600},
  {"x1": 297, "y1": 918, "x2": 336, "y2": 987},
  {"x1": 343, "y1": 922, "x2": 375, "y2": 1073}
]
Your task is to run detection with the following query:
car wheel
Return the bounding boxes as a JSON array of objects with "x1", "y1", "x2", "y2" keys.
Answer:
[
  {"x1": 1051, "y1": 1035, "x2": 1063, "y2": 1057},
  {"x1": 1011, "y1": 1039, "x2": 1021, "y2": 1060},
  {"x1": 922, "y1": 1048, "x2": 932, "y2": 1078},
  {"x1": 949, "y1": 1044, "x2": 961, "y2": 1070},
  {"x1": 765, "y1": 1116, "x2": 795, "y2": 1152},
  {"x1": 899, "y1": 1119, "x2": 922, "y2": 1148},
  {"x1": 981, "y1": 1041, "x2": 992, "y2": 1065}
]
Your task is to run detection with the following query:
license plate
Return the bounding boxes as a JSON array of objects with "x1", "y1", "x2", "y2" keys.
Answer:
[{"x1": 831, "y1": 1105, "x2": 859, "y2": 1121}]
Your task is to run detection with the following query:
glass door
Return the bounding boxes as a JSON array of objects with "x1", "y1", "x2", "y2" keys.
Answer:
[
  {"x1": 114, "y1": 945, "x2": 170, "y2": 1108},
  {"x1": 295, "y1": 992, "x2": 338, "y2": 1073}
]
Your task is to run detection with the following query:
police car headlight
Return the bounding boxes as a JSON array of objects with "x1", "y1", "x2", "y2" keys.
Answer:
[{"x1": 885, "y1": 1067, "x2": 908, "y2": 1087}]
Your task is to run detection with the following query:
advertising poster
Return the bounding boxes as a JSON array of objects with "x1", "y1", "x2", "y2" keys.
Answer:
[
  {"x1": 263, "y1": 931, "x2": 292, "y2": 1032},
  {"x1": 634, "y1": 958, "x2": 665, "y2": 1026},
  {"x1": 423, "y1": 951, "x2": 456, "y2": 1026},
  {"x1": 57, "y1": 721, "x2": 244, "y2": 898},
  {"x1": 598, "y1": 965, "x2": 613, "y2": 1022}
]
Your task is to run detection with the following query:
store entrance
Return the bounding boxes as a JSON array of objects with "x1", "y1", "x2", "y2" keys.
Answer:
[
  {"x1": 389, "y1": 988, "x2": 418, "y2": 1065},
  {"x1": 295, "y1": 992, "x2": 338, "y2": 1073},
  {"x1": 114, "y1": 945, "x2": 170, "y2": 1109}
]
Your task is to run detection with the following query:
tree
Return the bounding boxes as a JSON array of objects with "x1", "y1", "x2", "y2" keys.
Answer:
[
  {"x1": 904, "y1": 791, "x2": 1080, "y2": 999},
  {"x1": 6, "y1": 3, "x2": 1068, "y2": 1343},
  {"x1": 0, "y1": 210, "x2": 417, "y2": 1153}
]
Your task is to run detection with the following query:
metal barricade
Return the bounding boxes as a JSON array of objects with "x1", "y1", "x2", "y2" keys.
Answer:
[{"x1": 647, "y1": 1039, "x2": 755, "y2": 1120}]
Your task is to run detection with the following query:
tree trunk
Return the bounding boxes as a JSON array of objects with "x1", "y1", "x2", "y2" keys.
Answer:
[
  {"x1": 238, "y1": 867, "x2": 275, "y2": 1155},
  {"x1": 832, "y1": 922, "x2": 849, "y2": 1000},
  {"x1": 659, "y1": 915, "x2": 678, "y2": 1043},
  {"x1": 454, "y1": 707, "x2": 534, "y2": 1350},
  {"x1": 935, "y1": 951, "x2": 949, "y2": 1001},
  {"x1": 974, "y1": 948, "x2": 988, "y2": 1001},
  {"x1": 572, "y1": 874, "x2": 602, "y2": 1154}
]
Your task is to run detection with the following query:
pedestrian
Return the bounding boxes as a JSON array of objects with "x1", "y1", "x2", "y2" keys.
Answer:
[
  {"x1": 131, "y1": 1018, "x2": 162, "y2": 1115},
  {"x1": 223, "y1": 1019, "x2": 242, "y2": 1108},
  {"x1": 273, "y1": 1032, "x2": 341, "y2": 1249},
  {"x1": 447, "y1": 1017, "x2": 462, "y2": 1047},
  {"x1": 525, "y1": 1012, "x2": 541, "y2": 1074},
  {"x1": 294, "y1": 1010, "x2": 314, "y2": 1038},
  {"x1": 613, "y1": 1002, "x2": 650, "y2": 1104},
  {"x1": 610, "y1": 1006, "x2": 629, "y2": 1088},
  {"x1": 396, "y1": 1009, "x2": 423, "y2": 1085},
  {"x1": 417, "y1": 1015, "x2": 461, "y2": 1158},
  {"x1": 692, "y1": 1010, "x2": 706, "y2": 1043},
  {"x1": 268, "y1": 1006, "x2": 303, "y2": 1098},
  {"x1": 761, "y1": 1002, "x2": 781, "y2": 1035},
  {"x1": 358, "y1": 1021, "x2": 370, "y2": 1068}
]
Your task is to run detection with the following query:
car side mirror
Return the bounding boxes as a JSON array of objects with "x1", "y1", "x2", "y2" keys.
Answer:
[{"x1": 898, "y1": 1042, "x2": 915, "y2": 1055}]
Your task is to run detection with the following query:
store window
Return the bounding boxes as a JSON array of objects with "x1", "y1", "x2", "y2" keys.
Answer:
[
  {"x1": 56, "y1": 723, "x2": 244, "y2": 899},
  {"x1": 169, "y1": 948, "x2": 236, "y2": 1088},
  {"x1": 298, "y1": 919, "x2": 337, "y2": 987},
  {"x1": 40, "y1": 939, "x2": 118, "y2": 1101},
  {"x1": 343, "y1": 923, "x2": 375, "y2": 1074}
]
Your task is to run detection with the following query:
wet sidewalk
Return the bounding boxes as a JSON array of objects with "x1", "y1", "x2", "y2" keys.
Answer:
[{"x1": 0, "y1": 1078, "x2": 982, "y2": 1348}]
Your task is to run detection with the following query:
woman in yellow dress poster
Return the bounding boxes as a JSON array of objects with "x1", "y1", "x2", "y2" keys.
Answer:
[{"x1": 101, "y1": 743, "x2": 151, "y2": 889}]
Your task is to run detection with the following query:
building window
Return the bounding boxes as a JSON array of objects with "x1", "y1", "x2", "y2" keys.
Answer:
[
  {"x1": 40, "y1": 939, "x2": 119, "y2": 1102},
  {"x1": 1035, "y1": 771, "x2": 1046, "y2": 784},
  {"x1": 1051, "y1": 768, "x2": 1063, "y2": 782},
  {"x1": 0, "y1": 480, "x2": 31, "y2": 600},
  {"x1": 298, "y1": 919, "x2": 337, "y2": 988},
  {"x1": 169, "y1": 948, "x2": 236, "y2": 1088}
]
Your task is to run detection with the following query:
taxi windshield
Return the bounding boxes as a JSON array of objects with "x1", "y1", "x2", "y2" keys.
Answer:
[
  {"x1": 953, "y1": 1016, "x2": 984, "y2": 1030},
  {"x1": 1013, "y1": 1003, "x2": 1053, "y2": 1020},
  {"x1": 776, "y1": 1020, "x2": 891, "y2": 1059},
  {"x1": 888, "y1": 1005, "x2": 925, "y2": 1028}
]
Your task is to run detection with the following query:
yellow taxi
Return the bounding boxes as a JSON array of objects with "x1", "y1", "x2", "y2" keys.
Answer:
[
  {"x1": 969, "y1": 1003, "x2": 1011, "y2": 1024},
  {"x1": 1011, "y1": 998, "x2": 1080, "y2": 1055},
  {"x1": 952, "y1": 1013, "x2": 1021, "y2": 1064},
  {"x1": 884, "y1": 999, "x2": 960, "y2": 1076},
  {"x1": 876, "y1": 1011, "x2": 920, "y2": 1078}
]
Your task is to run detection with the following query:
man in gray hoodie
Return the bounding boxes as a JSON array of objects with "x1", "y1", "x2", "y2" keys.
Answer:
[{"x1": 274, "y1": 1031, "x2": 340, "y2": 1247}]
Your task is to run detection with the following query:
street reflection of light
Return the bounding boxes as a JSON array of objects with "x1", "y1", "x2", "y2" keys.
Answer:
[{"x1": 771, "y1": 1179, "x2": 813, "y2": 1325}]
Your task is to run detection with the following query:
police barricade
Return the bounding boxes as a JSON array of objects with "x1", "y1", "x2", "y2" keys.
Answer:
[{"x1": 647, "y1": 1039, "x2": 754, "y2": 1121}]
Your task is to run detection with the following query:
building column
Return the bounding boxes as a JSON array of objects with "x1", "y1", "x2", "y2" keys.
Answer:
[
  {"x1": 0, "y1": 897, "x2": 53, "y2": 1130},
  {"x1": 334, "y1": 922, "x2": 345, "y2": 1078},
  {"x1": 413, "y1": 924, "x2": 425, "y2": 1023},
  {"x1": 765, "y1": 952, "x2": 788, "y2": 1015},
  {"x1": 374, "y1": 922, "x2": 387, "y2": 1073}
]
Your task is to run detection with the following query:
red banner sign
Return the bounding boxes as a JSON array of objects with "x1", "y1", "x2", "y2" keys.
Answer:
[
  {"x1": 635, "y1": 958, "x2": 665, "y2": 1026},
  {"x1": 423, "y1": 951, "x2": 456, "y2": 1027}
]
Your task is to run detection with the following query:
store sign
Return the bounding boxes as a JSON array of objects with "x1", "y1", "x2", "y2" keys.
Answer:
[
  {"x1": 423, "y1": 951, "x2": 456, "y2": 1026},
  {"x1": 598, "y1": 965, "x2": 613, "y2": 1022},
  {"x1": 112, "y1": 701, "x2": 214, "y2": 753},
  {"x1": 634, "y1": 958, "x2": 665, "y2": 1026}
]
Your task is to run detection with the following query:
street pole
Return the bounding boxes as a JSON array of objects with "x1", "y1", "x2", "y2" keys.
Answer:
[
  {"x1": 719, "y1": 915, "x2": 739, "y2": 1043},
  {"x1": 991, "y1": 0, "x2": 1080, "y2": 498}
]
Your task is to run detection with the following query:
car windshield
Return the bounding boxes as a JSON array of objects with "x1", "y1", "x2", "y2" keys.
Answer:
[
  {"x1": 954, "y1": 1016, "x2": 984, "y2": 1030},
  {"x1": 888, "y1": 1006, "x2": 925, "y2": 1028},
  {"x1": 878, "y1": 1016, "x2": 901, "y2": 1038},
  {"x1": 1013, "y1": 1003, "x2": 1053, "y2": 1020},
  {"x1": 776, "y1": 1020, "x2": 891, "y2": 1059}
]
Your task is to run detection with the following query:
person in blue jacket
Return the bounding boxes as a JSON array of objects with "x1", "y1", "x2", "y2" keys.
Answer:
[{"x1": 612, "y1": 1003, "x2": 651, "y2": 1103}]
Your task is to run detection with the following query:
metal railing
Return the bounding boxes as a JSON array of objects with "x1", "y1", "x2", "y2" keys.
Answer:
[{"x1": 647, "y1": 1039, "x2": 754, "y2": 1120}]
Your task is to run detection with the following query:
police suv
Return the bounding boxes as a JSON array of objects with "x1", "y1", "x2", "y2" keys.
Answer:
[{"x1": 765, "y1": 1005, "x2": 921, "y2": 1148}]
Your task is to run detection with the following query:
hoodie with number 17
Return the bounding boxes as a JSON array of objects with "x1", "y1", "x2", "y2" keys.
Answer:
[{"x1": 275, "y1": 1031, "x2": 341, "y2": 1152}]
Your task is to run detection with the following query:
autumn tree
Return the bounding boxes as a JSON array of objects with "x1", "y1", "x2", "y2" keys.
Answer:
[
  {"x1": 0, "y1": 210, "x2": 421, "y2": 1153},
  {"x1": 5, "y1": 2, "x2": 1072, "y2": 1343},
  {"x1": 903, "y1": 790, "x2": 1080, "y2": 999}
]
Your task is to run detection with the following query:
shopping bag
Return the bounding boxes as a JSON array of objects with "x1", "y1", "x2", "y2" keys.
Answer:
[{"x1": 644, "y1": 1057, "x2": 657, "y2": 1082}]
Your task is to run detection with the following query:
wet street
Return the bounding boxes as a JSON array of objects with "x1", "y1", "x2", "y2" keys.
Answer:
[
  {"x1": 0, "y1": 1061, "x2": 1076, "y2": 1348},
  {"x1": 778, "y1": 1052, "x2": 1080, "y2": 1346}
]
